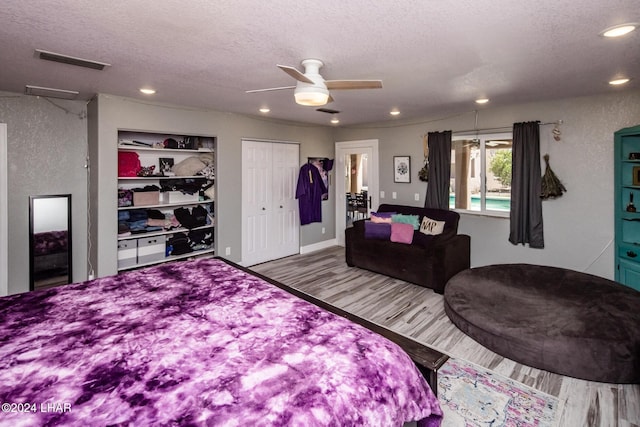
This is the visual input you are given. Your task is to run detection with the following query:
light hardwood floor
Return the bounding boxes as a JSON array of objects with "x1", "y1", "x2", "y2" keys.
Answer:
[{"x1": 250, "y1": 246, "x2": 640, "y2": 427}]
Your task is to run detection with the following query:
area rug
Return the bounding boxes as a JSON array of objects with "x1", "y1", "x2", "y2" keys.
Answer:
[{"x1": 437, "y1": 358, "x2": 558, "y2": 427}]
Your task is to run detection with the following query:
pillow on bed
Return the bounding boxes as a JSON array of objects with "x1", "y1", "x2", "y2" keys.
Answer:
[
  {"x1": 364, "y1": 221, "x2": 392, "y2": 240},
  {"x1": 370, "y1": 211, "x2": 395, "y2": 223},
  {"x1": 419, "y1": 216, "x2": 446, "y2": 235},
  {"x1": 390, "y1": 222, "x2": 414, "y2": 244},
  {"x1": 391, "y1": 214, "x2": 420, "y2": 230}
]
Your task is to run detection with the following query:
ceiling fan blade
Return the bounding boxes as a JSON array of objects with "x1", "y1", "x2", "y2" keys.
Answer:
[
  {"x1": 245, "y1": 86, "x2": 296, "y2": 93},
  {"x1": 327, "y1": 94, "x2": 334, "y2": 103},
  {"x1": 325, "y1": 80, "x2": 383, "y2": 90},
  {"x1": 277, "y1": 65, "x2": 314, "y2": 84}
]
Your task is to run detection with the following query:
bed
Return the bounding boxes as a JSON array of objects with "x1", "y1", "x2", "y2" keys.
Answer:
[{"x1": 0, "y1": 257, "x2": 443, "y2": 426}]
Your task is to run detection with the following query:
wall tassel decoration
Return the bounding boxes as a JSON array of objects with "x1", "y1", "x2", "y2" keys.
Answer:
[
  {"x1": 418, "y1": 135, "x2": 429, "y2": 182},
  {"x1": 540, "y1": 154, "x2": 567, "y2": 199}
]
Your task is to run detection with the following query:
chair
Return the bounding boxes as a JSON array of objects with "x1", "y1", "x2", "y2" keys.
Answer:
[
  {"x1": 355, "y1": 191, "x2": 369, "y2": 219},
  {"x1": 346, "y1": 193, "x2": 358, "y2": 219}
]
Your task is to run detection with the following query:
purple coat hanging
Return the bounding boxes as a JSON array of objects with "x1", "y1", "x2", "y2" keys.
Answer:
[{"x1": 296, "y1": 163, "x2": 327, "y2": 225}]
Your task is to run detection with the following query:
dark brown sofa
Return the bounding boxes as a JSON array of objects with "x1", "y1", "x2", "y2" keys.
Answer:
[{"x1": 345, "y1": 204, "x2": 470, "y2": 293}]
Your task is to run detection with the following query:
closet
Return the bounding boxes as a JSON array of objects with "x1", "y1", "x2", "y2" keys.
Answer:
[{"x1": 241, "y1": 140, "x2": 299, "y2": 265}]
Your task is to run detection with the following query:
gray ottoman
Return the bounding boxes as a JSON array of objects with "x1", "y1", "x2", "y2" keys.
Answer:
[{"x1": 444, "y1": 264, "x2": 640, "y2": 383}]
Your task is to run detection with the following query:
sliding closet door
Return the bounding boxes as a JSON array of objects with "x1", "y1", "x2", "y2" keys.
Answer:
[{"x1": 242, "y1": 140, "x2": 299, "y2": 266}]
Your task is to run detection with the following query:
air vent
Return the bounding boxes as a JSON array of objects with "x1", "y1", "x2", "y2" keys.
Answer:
[
  {"x1": 25, "y1": 85, "x2": 79, "y2": 100},
  {"x1": 35, "y1": 49, "x2": 110, "y2": 70},
  {"x1": 316, "y1": 107, "x2": 341, "y2": 114}
]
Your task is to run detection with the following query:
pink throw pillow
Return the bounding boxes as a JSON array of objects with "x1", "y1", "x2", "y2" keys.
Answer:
[{"x1": 390, "y1": 222, "x2": 414, "y2": 244}]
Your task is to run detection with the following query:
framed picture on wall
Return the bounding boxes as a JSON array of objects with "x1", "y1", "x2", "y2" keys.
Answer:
[
  {"x1": 159, "y1": 158, "x2": 174, "y2": 176},
  {"x1": 394, "y1": 156, "x2": 411, "y2": 183},
  {"x1": 633, "y1": 166, "x2": 640, "y2": 186}
]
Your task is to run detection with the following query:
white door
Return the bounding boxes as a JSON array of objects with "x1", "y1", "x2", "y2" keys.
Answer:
[
  {"x1": 242, "y1": 140, "x2": 272, "y2": 265},
  {"x1": 271, "y1": 143, "x2": 300, "y2": 259},
  {"x1": 242, "y1": 140, "x2": 299, "y2": 265},
  {"x1": 335, "y1": 140, "x2": 379, "y2": 246}
]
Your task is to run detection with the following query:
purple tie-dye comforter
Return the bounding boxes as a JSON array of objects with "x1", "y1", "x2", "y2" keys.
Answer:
[{"x1": 0, "y1": 258, "x2": 442, "y2": 426}]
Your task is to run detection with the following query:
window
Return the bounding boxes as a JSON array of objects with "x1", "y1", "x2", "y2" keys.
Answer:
[{"x1": 450, "y1": 133, "x2": 512, "y2": 215}]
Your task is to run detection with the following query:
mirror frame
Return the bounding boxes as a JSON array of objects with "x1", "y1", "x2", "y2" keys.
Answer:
[{"x1": 29, "y1": 194, "x2": 72, "y2": 291}]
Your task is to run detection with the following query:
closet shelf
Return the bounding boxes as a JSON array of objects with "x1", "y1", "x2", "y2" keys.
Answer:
[
  {"x1": 118, "y1": 199, "x2": 212, "y2": 211},
  {"x1": 118, "y1": 223, "x2": 214, "y2": 241}
]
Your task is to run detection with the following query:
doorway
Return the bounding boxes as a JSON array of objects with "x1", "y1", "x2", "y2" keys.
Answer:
[{"x1": 335, "y1": 139, "x2": 379, "y2": 246}]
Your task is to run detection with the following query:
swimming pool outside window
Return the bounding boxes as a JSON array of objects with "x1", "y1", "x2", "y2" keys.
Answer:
[{"x1": 450, "y1": 133, "x2": 512, "y2": 216}]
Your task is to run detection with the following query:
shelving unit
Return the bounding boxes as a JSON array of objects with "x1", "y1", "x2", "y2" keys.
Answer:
[
  {"x1": 117, "y1": 131, "x2": 216, "y2": 272},
  {"x1": 614, "y1": 124, "x2": 640, "y2": 289}
]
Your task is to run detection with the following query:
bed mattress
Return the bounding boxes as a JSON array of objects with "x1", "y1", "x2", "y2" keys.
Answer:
[{"x1": 0, "y1": 258, "x2": 442, "y2": 426}]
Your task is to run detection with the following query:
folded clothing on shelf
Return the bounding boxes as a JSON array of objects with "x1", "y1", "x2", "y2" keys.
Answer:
[{"x1": 174, "y1": 205, "x2": 208, "y2": 229}]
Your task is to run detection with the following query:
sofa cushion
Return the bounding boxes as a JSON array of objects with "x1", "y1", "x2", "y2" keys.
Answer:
[
  {"x1": 420, "y1": 216, "x2": 446, "y2": 235},
  {"x1": 390, "y1": 223, "x2": 414, "y2": 244},
  {"x1": 392, "y1": 214, "x2": 421, "y2": 230},
  {"x1": 364, "y1": 221, "x2": 392, "y2": 240}
]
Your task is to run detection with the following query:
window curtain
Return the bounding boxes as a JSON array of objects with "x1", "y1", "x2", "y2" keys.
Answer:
[
  {"x1": 509, "y1": 121, "x2": 544, "y2": 248},
  {"x1": 424, "y1": 130, "x2": 452, "y2": 210}
]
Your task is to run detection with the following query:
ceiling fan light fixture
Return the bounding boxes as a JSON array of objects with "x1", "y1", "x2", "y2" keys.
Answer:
[{"x1": 294, "y1": 87, "x2": 329, "y2": 106}]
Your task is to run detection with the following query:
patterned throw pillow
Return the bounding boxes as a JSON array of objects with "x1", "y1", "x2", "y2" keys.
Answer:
[
  {"x1": 419, "y1": 216, "x2": 446, "y2": 235},
  {"x1": 391, "y1": 214, "x2": 421, "y2": 230},
  {"x1": 370, "y1": 211, "x2": 395, "y2": 223},
  {"x1": 390, "y1": 222, "x2": 414, "y2": 244}
]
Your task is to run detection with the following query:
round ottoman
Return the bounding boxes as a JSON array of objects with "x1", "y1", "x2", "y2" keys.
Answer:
[{"x1": 444, "y1": 264, "x2": 640, "y2": 383}]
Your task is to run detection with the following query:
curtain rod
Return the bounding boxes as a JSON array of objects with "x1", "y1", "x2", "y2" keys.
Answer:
[{"x1": 451, "y1": 120, "x2": 563, "y2": 136}]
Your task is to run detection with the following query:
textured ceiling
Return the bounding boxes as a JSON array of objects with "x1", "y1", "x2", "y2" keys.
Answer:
[{"x1": 1, "y1": 0, "x2": 638, "y2": 126}]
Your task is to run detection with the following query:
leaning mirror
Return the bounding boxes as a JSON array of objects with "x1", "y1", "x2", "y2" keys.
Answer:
[{"x1": 29, "y1": 195, "x2": 72, "y2": 291}]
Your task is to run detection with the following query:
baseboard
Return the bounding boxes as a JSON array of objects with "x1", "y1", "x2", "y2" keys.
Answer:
[{"x1": 300, "y1": 238, "x2": 338, "y2": 254}]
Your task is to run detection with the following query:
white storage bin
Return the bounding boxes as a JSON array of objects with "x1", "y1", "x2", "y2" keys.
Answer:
[
  {"x1": 118, "y1": 240, "x2": 137, "y2": 269},
  {"x1": 160, "y1": 191, "x2": 200, "y2": 203},
  {"x1": 137, "y1": 236, "x2": 166, "y2": 264}
]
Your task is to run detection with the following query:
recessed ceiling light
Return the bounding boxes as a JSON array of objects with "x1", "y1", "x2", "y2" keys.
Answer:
[
  {"x1": 139, "y1": 88, "x2": 156, "y2": 95},
  {"x1": 609, "y1": 78, "x2": 631, "y2": 85},
  {"x1": 330, "y1": 117, "x2": 339, "y2": 124},
  {"x1": 390, "y1": 109, "x2": 400, "y2": 116},
  {"x1": 600, "y1": 23, "x2": 638, "y2": 38},
  {"x1": 259, "y1": 107, "x2": 270, "y2": 113},
  {"x1": 475, "y1": 98, "x2": 489, "y2": 104}
]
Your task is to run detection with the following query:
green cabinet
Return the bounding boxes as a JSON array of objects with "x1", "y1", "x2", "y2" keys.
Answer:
[{"x1": 615, "y1": 124, "x2": 640, "y2": 290}]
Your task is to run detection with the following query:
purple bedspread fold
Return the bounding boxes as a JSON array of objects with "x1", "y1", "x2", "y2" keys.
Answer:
[{"x1": 0, "y1": 258, "x2": 442, "y2": 426}]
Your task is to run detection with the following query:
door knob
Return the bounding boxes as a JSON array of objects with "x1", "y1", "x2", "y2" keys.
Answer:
[
  {"x1": 261, "y1": 207, "x2": 266, "y2": 211},
  {"x1": 627, "y1": 250, "x2": 637, "y2": 258},
  {"x1": 279, "y1": 205, "x2": 283, "y2": 208}
]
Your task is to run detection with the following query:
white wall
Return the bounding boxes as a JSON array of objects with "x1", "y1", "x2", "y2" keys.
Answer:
[
  {"x1": 88, "y1": 94, "x2": 336, "y2": 278},
  {"x1": 0, "y1": 94, "x2": 88, "y2": 295},
  {"x1": 3, "y1": 89, "x2": 638, "y2": 291},
  {"x1": 334, "y1": 90, "x2": 640, "y2": 279}
]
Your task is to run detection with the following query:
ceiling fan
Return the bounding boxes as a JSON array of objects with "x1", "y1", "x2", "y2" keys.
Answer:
[{"x1": 246, "y1": 59, "x2": 383, "y2": 106}]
